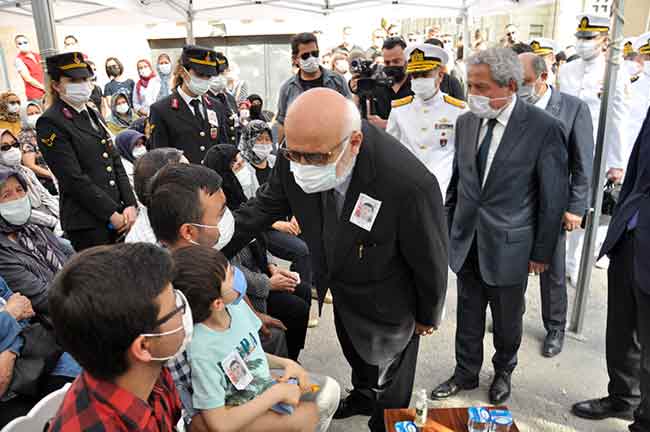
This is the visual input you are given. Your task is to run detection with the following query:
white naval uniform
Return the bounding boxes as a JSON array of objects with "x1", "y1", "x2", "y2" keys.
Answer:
[
  {"x1": 629, "y1": 73, "x2": 650, "y2": 147},
  {"x1": 386, "y1": 91, "x2": 467, "y2": 199},
  {"x1": 558, "y1": 54, "x2": 631, "y2": 281}
]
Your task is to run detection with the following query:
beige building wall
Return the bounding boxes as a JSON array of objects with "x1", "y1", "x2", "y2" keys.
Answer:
[
  {"x1": 623, "y1": 0, "x2": 650, "y2": 37},
  {"x1": 0, "y1": 26, "x2": 40, "y2": 98}
]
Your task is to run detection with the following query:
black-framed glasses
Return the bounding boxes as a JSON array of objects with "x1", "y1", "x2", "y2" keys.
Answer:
[
  {"x1": 299, "y1": 50, "x2": 320, "y2": 61},
  {"x1": 279, "y1": 134, "x2": 350, "y2": 166},
  {"x1": 0, "y1": 141, "x2": 20, "y2": 152},
  {"x1": 152, "y1": 289, "x2": 187, "y2": 328}
]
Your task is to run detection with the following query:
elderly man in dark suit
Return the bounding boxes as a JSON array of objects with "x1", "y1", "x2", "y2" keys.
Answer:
[
  {"x1": 431, "y1": 47, "x2": 568, "y2": 404},
  {"x1": 223, "y1": 88, "x2": 449, "y2": 432},
  {"x1": 572, "y1": 108, "x2": 650, "y2": 431},
  {"x1": 518, "y1": 52, "x2": 594, "y2": 357}
]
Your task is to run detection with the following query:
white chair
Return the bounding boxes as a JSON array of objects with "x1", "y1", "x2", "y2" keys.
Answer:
[{"x1": 1, "y1": 383, "x2": 71, "y2": 432}]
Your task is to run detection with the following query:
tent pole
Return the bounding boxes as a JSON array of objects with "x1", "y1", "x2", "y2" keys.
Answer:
[
  {"x1": 568, "y1": 0, "x2": 625, "y2": 337},
  {"x1": 31, "y1": 0, "x2": 58, "y2": 83},
  {"x1": 462, "y1": 0, "x2": 470, "y2": 60},
  {"x1": 186, "y1": 0, "x2": 195, "y2": 45}
]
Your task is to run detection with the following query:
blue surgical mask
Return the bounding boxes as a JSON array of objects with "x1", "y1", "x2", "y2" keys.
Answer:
[{"x1": 231, "y1": 266, "x2": 247, "y2": 305}]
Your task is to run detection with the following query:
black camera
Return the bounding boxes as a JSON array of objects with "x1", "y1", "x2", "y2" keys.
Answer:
[{"x1": 350, "y1": 59, "x2": 393, "y2": 97}]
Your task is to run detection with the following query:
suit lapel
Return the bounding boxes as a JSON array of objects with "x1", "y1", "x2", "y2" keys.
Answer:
[
  {"x1": 464, "y1": 114, "x2": 482, "y2": 191},
  {"x1": 70, "y1": 106, "x2": 104, "y2": 139},
  {"x1": 172, "y1": 91, "x2": 202, "y2": 129}
]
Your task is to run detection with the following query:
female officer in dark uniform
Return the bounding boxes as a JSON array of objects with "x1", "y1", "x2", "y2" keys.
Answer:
[
  {"x1": 36, "y1": 52, "x2": 137, "y2": 251},
  {"x1": 149, "y1": 45, "x2": 229, "y2": 163}
]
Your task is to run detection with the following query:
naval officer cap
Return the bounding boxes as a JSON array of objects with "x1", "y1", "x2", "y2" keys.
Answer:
[
  {"x1": 181, "y1": 45, "x2": 219, "y2": 77},
  {"x1": 575, "y1": 13, "x2": 610, "y2": 38},
  {"x1": 45, "y1": 51, "x2": 93, "y2": 81},
  {"x1": 634, "y1": 32, "x2": 650, "y2": 56},
  {"x1": 528, "y1": 38, "x2": 559, "y2": 56},
  {"x1": 623, "y1": 37, "x2": 637, "y2": 57},
  {"x1": 405, "y1": 43, "x2": 448, "y2": 74}
]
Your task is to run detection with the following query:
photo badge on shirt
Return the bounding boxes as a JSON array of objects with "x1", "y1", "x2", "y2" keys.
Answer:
[
  {"x1": 350, "y1": 193, "x2": 382, "y2": 232},
  {"x1": 221, "y1": 350, "x2": 253, "y2": 391}
]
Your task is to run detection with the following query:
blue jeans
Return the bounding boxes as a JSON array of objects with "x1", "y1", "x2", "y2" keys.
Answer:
[{"x1": 264, "y1": 230, "x2": 313, "y2": 287}]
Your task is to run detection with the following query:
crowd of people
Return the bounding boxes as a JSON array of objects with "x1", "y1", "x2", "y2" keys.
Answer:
[{"x1": 0, "y1": 10, "x2": 649, "y2": 432}]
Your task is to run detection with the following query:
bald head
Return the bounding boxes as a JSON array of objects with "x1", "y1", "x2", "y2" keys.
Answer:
[
  {"x1": 518, "y1": 52, "x2": 547, "y2": 85},
  {"x1": 285, "y1": 88, "x2": 360, "y2": 154}
]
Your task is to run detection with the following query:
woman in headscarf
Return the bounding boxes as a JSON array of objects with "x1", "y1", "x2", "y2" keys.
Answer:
[
  {"x1": 153, "y1": 53, "x2": 173, "y2": 101},
  {"x1": 0, "y1": 129, "x2": 60, "y2": 235},
  {"x1": 133, "y1": 59, "x2": 158, "y2": 116},
  {"x1": 115, "y1": 129, "x2": 147, "y2": 189},
  {"x1": 106, "y1": 92, "x2": 139, "y2": 135},
  {"x1": 0, "y1": 92, "x2": 22, "y2": 137},
  {"x1": 0, "y1": 166, "x2": 73, "y2": 314},
  {"x1": 17, "y1": 102, "x2": 57, "y2": 195},
  {"x1": 203, "y1": 144, "x2": 310, "y2": 360},
  {"x1": 238, "y1": 119, "x2": 275, "y2": 184}
]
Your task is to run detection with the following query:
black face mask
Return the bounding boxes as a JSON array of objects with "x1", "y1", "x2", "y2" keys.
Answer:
[
  {"x1": 107, "y1": 65, "x2": 121, "y2": 77},
  {"x1": 249, "y1": 105, "x2": 262, "y2": 118},
  {"x1": 384, "y1": 66, "x2": 405, "y2": 83}
]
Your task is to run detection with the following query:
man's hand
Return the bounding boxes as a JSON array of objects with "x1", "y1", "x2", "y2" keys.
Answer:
[
  {"x1": 528, "y1": 261, "x2": 549, "y2": 275},
  {"x1": 256, "y1": 312, "x2": 287, "y2": 339},
  {"x1": 415, "y1": 322, "x2": 437, "y2": 336},
  {"x1": 280, "y1": 360, "x2": 312, "y2": 393},
  {"x1": 123, "y1": 206, "x2": 139, "y2": 231},
  {"x1": 607, "y1": 168, "x2": 624, "y2": 184},
  {"x1": 367, "y1": 115, "x2": 387, "y2": 130},
  {"x1": 563, "y1": 212, "x2": 583, "y2": 232},
  {"x1": 289, "y1": 216, "x2": 301, "y2": 235},
  {"x1": 110, "y1": 212, "x2": 128, "y2": 233},
  {"x1": 5, "y1": 293, "x2": 34, "y2": 321},
  {"x1": 272, "y1": 221, "x2": 300, "y2": 236}
]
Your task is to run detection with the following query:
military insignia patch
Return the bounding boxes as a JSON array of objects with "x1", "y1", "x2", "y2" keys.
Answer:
[
  {"x1": 41, "y1": 133, "x2": 56, "y2": 147},
  {"x1": 62, "y1": 107, "x2": 73, "y2": 120},
  {"x1": 171, "y1": 98, "x2": 179, "y2": 110}
]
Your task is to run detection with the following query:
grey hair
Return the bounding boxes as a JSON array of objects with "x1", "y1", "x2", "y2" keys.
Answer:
[
  {"x1": 343, "y1": 99, "x2": 362, "y2": 138},
  {"x1": 467, "y1": 47, "x2": 524, "y2": 88},
  {"x1": 531, "y1": 55, "x2": 548, "y2": 78}
]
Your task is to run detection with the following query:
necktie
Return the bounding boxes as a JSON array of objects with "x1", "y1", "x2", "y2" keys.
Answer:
[
  {"x1": 476, "y1": 118, "x2": 498, "y2": 185},
  {"x1": 189, "y1": 99, "x2": 204, "y2": 123},
  {"x1": 322, "y1": 190, "x2": 340, "y2": 270}
]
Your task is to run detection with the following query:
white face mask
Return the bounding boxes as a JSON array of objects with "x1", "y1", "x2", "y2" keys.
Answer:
[
  {"x1": 1, "y1": 147, "x2": 22, "y2": 168},
  {"x1": 186, "y1": 70, "x2": 210, "y2": 96},
  {"x1": 253, "y1": 144, "x2": 272, "y2": 161},
  {"x1": 468, "y1": 94, "x2": 512, "y2": 119},
  {"x1": 115, "y1": 103, "x2": 129, "y2": 114},
  {"x1": 159, "y1": 63, "x2": 172, "y2": 75},
  {"x1": 411, "y1": 77, "x2": 438, "y2": 100},
  {"x1": 26, "y1": 114, "x2": 40, "y2": 129},
  {"x1": 290, "y1": 136, "x2": 356, "y2": 194},
  {"x1": 132, "y1": 146, "x2": 147, "y2": 159},
  {"x1": 17, "y1": 41, "x2": 29, "y2": 52},
  {"x1": 240, "y1": 109, "x2": 250, "y2": 119},
  {"x1": 215, "y1": 207, "x2": 235, "y2": 250},
  {"x1": 624, "y1": 60, "x2": 642, "y2": 77},
  {"x1": 139, "y1": 67, "x2": 152, "y2": 78},
  {"x1": 0, "y1": 194, "x2": 31, "y2": 226},
  {"x1": 517, "y1": 84, "x2": 542, "y2": 105},
  {"x1": 141, "y1": 290, "x2": 193, "y2": 362},
  {"x1": 299, "y1": 56, "x2": 320, "y2": 74},
  {"x1": 61, "y1": 81, "x2": 92, "y2": 106},
  {"x1": 7, "y1": 103, "x2": 20, "y2": 114},
  {"x1": 575, "y1": 39, "x2": 601, "y2": 61},
  {"x1": 210, "y1": 75, "x2": 228, "y2": 93}
]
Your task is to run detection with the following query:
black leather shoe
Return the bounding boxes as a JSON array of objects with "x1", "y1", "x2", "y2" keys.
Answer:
[
  {"x1": 431, "y1": 376, "x2": 479, "y2": 400},
  {"x1": 333, "y1": 390, "x2": 374, "y2": 419},
  {"x1": 572, "y1": 396, "x2": 635, "y2": 421},
  {"x1": 489, "y1": 372, "x2": 511, "y2": 405},
  {"x1": 542, "y1": 330, "x2": 565, "y2": 358}
]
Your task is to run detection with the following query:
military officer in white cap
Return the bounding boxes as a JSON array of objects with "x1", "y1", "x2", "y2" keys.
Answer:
[
  {"x1": 386, "y1": 43, "x2": 467, "y2": 199},
  {"x1": 528, "y1": 37, "x2": 560, "y2": 85},
  {"x1": 558, "y1": 13, "x2": 631, "y2": 283},
  {"x1": 623, "y1": 37, "x2": 643, "y2": 78},
  {"x1": 629, "y1": 33, "x2": 650, "y2": 148}
]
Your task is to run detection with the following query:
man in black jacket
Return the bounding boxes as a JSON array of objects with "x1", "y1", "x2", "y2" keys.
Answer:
[{"x1": 224, "y1": 88, "x2": 448, "y2": 432}]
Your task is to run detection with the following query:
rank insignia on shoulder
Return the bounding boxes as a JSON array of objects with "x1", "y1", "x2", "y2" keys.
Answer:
[
  {"x1": 171, "y1": 98, "x2": 179, "y2": 110},
  {"x1": 443, "y1": 95, "x2": 466, "y2": 109},
  {"x1": 203, "y1": 96, "x2": 212, "y2": 107},
  {"x1": 41, "y1": 133, "x2": 56, "y2": 147},
  {"x1": 631, "y1": 75, "x2": 639, "y2": 83},
  {"x1": 62, "y1": 107, "x2": 73, "y2": 120},
  {"x1": 392, "y1": 95, "x2": 414, "y2": 108}
]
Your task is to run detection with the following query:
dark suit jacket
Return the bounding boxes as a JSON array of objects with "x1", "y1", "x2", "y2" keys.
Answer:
[
  {"x1": 227, "y1": 121, "x2": 448, "y2": 364},
  {"x1": 441, "y1": 73, "x2": 465, "y2": 101},
  {"x1": 446, "y1": 98, "x2": 568, "y2": 286},
  {"x1": 148, "y1": 90, "x2": 229, "y2": 164},
  {"x1": 545, "y1": 88, "x2": 594, "y2": 216},
  {"x1": 37, "y1": 99, "x2": 136, "y2": 232},
  {"x1": 600, "y1": 107, "x2": 650, "y2": 291}
]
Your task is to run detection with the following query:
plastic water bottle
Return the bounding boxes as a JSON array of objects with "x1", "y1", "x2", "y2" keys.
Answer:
[
  {"x1": 414, "y1": 389, "x2": 428, "y2": 427},
  {"x1": 467, "y1": 407, "x2": 491, "y2": 432}
]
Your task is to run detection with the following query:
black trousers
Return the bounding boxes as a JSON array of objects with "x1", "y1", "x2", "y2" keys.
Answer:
[
  {"x1": 67, "y1": 227, "x2": 118, "y2": 252},
  {"x1": 334, "y1": 308, "x2": 420, "y2": 432},
  {"x1": 267, "y1": 282, "x2": 310, "y2": 361},
  {"x1": 539, "y1": 229, "x2": 568, "y2": 331},
  {"x1": 605, "y1": 230, "x2": 650, "y2": 431},
  {"x1": 454, "y1": 242, "x2": 527, "y2": 383}
]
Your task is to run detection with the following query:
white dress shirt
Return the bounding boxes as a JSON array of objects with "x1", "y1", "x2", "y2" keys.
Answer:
[
  {"x1": 177, "y1": 85, "x2": 202, "y2": 115},
  {"x1": 478, "y1": 94, "x2": 517, "y2": 187},
  {"x1": 535, "y1": 84, "x2": 552, "y2": 111}
]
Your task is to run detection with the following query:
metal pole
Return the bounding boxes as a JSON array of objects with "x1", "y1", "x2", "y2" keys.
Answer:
[
  {"x1": 462, "y1": 0, "x2": 470, "y2": 60},
  {"x1": 569, "y1": 0, "x2": 625, "y2": 336},
  {"x1": 186, "y1": 0, "x2": 195, "y2": 45},
  {"x1": 31, "y1": 0, "x2": 58, "y2": 61}
]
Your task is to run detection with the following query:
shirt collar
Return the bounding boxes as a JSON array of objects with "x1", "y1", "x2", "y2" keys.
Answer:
[
  {"x1": 535, "y1": 84, "x2": 552, "y2": 110},
  {"x1": 177, "y1": 86, "x2": 200, "y2": 107},
  {"x1": 494, "y1": 93, "x2": 517, "y2": 127}
]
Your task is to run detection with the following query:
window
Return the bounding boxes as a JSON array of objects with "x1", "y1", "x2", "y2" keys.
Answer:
[{"x1": 529, "y1": 24, "x2": 544, "y2": 38}]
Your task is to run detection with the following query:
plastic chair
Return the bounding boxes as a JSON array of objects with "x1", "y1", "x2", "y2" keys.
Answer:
[{"x1": 1, "y1": 383, "x2": 71, "y2": 432}]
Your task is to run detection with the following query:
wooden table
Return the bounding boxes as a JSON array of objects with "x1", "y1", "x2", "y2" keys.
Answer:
[{"x1": 385, "y1": 407, "x2": 520, "y2": 432}]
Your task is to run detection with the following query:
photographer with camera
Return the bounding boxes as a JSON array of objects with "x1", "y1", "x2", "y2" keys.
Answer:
[
  {"x1": 386, "y1": 44, "x2": 467, "y2": 198},
  {"x1": 351, "y1": 37, "x2": 413, "y2": 130}
]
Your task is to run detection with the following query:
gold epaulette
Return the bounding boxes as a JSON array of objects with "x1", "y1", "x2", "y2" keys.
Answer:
[
  {"x1": 631, "y1": 75, "x2": 640, "y2": 83},
  {"x1": 443, "y1": 94, "x2": 466, "y2": 109},
  {"x1": 392, "y1": 95, "x2": 414, "y2": 108}
]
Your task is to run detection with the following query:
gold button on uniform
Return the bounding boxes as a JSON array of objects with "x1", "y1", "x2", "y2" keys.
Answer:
[
  {"x1": 109, "y1": 180, "x2": 116, "y2": 186},
  {"x1": 200, "y1": 146, "x2": 206, "y2": 151},
  {"x1": 106, "y1": 166, "x2": 113, "y2": 173},
  {"x1": 101, "y1": 139, "x2": 106, "y2": 144},
  {"x1": 200, "y1": 131, "x2": 206, "y2": 137},
  {"x1": 102, "y1": 152, "x2": 109, "y2": 159}
]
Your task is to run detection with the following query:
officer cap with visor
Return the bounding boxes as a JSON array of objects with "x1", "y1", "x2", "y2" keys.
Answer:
[
  {"x1": 528, "y1": 38, "x2": 559, "y2": 56},
  {"x1": 575, "y1": 13, "x2": 610, "y2": 38},
  {"x1": 45, "y1": 52, "x2": 93, "y2": 81},
  {"x1": 634, "y1": 32, "x2": 650, "y2": 56},
  {"x1": 181, "y1": 45, "x2": 219, "y2": 77},
  {"x1": 405, "y1": 43, "x2": 448, "y2": 74}
]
